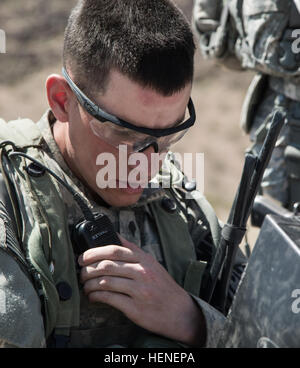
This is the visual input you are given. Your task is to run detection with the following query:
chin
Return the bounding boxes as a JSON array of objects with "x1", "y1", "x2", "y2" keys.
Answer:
[{"x1": 99, "y1": 188, "x2": 144, "y2": 207}]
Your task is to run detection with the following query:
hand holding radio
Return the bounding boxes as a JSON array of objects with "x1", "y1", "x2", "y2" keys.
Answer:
[{"x1": 77, "y1": 236, "x2": 205, "y2": 346}]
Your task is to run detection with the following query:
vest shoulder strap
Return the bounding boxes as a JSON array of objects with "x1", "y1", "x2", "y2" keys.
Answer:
[{"x1": 0, "y1": 122, "x2": 80, "y2": 339}]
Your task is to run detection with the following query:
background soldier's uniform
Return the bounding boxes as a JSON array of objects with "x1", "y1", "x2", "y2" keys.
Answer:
[
  {"x1": 193, "y1": 0, "x2": 300, "y2": 209},
  {"x1": 0, "y1": 111, "x2": 245, "y2": 348}
]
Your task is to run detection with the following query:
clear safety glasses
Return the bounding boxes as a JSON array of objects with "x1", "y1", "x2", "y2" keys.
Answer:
[{"x1": 62, "y1": 67, "x2": 196, "y2": 153}]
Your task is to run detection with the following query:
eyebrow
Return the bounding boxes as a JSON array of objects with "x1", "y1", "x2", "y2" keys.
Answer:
[
  {"x1": 123, "y1": 111, "x2": 187, "y2": 131},
  {"x1": 63, "y1": 67, "x2": 195, "y2": 137}
]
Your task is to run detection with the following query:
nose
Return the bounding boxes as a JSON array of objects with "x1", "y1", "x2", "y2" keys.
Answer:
[{"x1": 128, "y1": 141, "x2": 160, "y2": 182}]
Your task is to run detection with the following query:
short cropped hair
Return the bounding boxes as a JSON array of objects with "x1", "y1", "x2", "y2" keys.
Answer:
[{"x1": 63, "y1": 0, "x2": 195, "y2": 97}]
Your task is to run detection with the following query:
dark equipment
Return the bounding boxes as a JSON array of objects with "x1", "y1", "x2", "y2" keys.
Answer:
[
  {"x1": 202, "y1": 109, "x2": 286, "y2": 313},
  {"x1": 217, "y1": 209, "x2": 300, "y2": 348},
  {"x1": 72, "y1": 213, "x2": 122, "y2": 255},
  {"x1": 210, "y1": 103, "x2": 300, "y2": 346}
]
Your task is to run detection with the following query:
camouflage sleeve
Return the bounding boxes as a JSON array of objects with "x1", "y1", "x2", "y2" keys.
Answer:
[
  {"x1": 192, "y1": 0, "x2": 221, "y2": 33},
  {"x1": 228, "y1": 0, "x2": 300, "y2": 78},
  {"x1": 0, "y1": 207, "x2": 46, "y2": 348},
  {"x1": 192, "y1": 0, "x2": 244, "y2": 70},
  {"x1": 190, "y1": 295, "x2": 226, "y2": 348},
  {"x1": 193, "y1": 0, "x2": 300, "y2": 77}
]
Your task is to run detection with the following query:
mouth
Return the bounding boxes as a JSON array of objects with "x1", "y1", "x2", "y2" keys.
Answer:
[{"x1": 116, "y1": 180, "x2": 147, "y2": 194}]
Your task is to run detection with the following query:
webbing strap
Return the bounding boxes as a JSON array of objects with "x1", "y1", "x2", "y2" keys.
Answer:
[{"x1": 184, "y1": 260, "x2": 207, "y2": 296}]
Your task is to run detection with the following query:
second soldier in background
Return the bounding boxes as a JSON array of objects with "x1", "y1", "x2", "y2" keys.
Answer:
[{"x1": 193, "y1": 0, "x2": 300, "y2": 209}]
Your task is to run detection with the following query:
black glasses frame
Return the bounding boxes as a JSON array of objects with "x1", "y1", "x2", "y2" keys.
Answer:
[{"x1": 62, "y1": 67, "x2": 196, "y2": 138}]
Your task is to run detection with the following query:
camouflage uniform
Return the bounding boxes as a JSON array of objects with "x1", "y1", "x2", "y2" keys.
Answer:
[
  {"x1": 193, "y1": 0, "x2": 300, "y2": 209},
  {"x1": 0, "y1": 110, "x2": 245, "y2": 348}
]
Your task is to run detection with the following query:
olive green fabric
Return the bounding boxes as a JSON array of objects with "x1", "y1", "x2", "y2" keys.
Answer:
[
  {"x1": 0, "y1": 147, "x2": 80, "y2": 338},
  {"x1": 184, "y1": 260, "x2": 207, "y2": 296},
  {"x1": 21, "y1": 150, "x2": 80, "y2": 337},
  {"x1": 149, "y1": 199, "x2": 197, "y2": 286},
  {"x1": 0, "y1": 119, "x2": 80, "y2": 338},
  {"x1": 149, "y1": 197, "x2": 208, "y2": 295}
]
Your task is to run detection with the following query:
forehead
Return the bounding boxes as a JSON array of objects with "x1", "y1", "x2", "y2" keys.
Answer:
[{"x1": 94, "y1": 69, "x2": 192, "y2": 129}]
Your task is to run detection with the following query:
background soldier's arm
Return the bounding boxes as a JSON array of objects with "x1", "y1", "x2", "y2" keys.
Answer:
[
  {"x1": 193, "y1": 0, "x2": 300, "y2": 76},
  {"x1": 232, "y1": 1, "x2": 300, "y2": 78}
]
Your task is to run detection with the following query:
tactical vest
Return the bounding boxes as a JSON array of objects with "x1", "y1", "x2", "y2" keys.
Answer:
[{"x1": 0, "y1": 117, "x2": 221, "y2": 347}]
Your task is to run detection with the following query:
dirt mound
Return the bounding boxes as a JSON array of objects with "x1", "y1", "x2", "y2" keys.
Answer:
[{"x1": 0, "y1": 0, "x2": 75, "y2": 85}]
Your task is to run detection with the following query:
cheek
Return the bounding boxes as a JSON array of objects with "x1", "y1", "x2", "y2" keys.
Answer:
[
  {"x1": 68, "y1": 111, "x2": 106, "y2": 160},
  {"x1": 68, "y1": 108, "x2": 90, "y2": 148}
]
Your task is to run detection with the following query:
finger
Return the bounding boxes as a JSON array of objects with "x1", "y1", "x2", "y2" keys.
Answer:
[
  {"x1": 80, "y1": 259, "x2": 141, "y2": 282},
  {"x1": 83, "y1": 275, "x2": 135, "y2": 297},
  {"x1": 78, "y1": 244, "x2": 137, "y2": 266},
  {"x1": 88, "y1": 290, "x2": 136, "y2": 318}
]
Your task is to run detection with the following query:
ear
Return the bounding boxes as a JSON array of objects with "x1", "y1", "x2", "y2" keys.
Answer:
[{"x1": 46, "y1": 74, "x2": 72, "y2": 123}]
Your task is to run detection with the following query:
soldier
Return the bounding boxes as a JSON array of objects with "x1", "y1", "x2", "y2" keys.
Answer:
[
  {"x1": 193, "y1": 0, "x2": 300, "y2": 209},
  {"x1": 0, "y1": 0, "x2": 245, "y2": 348}
]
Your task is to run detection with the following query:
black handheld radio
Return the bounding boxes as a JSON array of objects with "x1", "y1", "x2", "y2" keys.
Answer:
[{"x1": 72, "y1": 213, "x2": 122, "y2": 254}]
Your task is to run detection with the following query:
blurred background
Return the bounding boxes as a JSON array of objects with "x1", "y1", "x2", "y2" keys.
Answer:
[{"x1": 0, "y1": 0, "x2": 258, "y2": 245}]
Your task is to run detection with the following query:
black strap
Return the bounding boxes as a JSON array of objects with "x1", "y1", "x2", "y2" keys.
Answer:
[
  {"x1": 0, "y1": 149, "x2": 23, "y2": 242},
  {"x1": 221, "y1": 224, "x2": 246, "y2": 245}
]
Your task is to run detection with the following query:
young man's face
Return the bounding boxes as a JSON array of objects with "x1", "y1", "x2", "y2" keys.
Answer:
[{"x1": 60, "y1": 70, "x2": 192, "y2": 207}]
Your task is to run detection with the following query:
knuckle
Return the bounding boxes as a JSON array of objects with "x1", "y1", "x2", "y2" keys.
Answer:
[
  {"x1": 139, "y1": 263, "x2": 156, "y2": 282},
  {"x1": 98, "y1": 260, "x2": 113, "y2": 273},
  {"x1": 110, "y1": 246, "x2": 122, "y2": 259},
  {"x1": 137, "y1": 264, "x2": 149, "y2": 280},
  {"x1": 82, "y1": 248, "x2": 97, "y2": 262},
  {"x1": 98, "y1": 276, "x2": 110, "y2": 288}
]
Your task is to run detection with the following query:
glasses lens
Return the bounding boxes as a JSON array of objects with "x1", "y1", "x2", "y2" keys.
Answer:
[
  {"x1": 89, "y1": 118, "x2": 189, "y2": 152},
  {"x1": 90, "y1": 118, "x2": 145, "y2": 147},
  {"x1": 156, "y1": 129, "x2": 189, "y2": 152}
]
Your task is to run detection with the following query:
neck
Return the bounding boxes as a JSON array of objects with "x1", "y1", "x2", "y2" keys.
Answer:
[{"x1": 53, "y1": 120, "x2": 82, "y2": 181}]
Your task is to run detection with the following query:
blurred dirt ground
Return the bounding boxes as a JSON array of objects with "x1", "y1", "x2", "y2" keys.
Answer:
[{"x1": 0, "y1": 0, "x2": 259, "y2": 249}]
